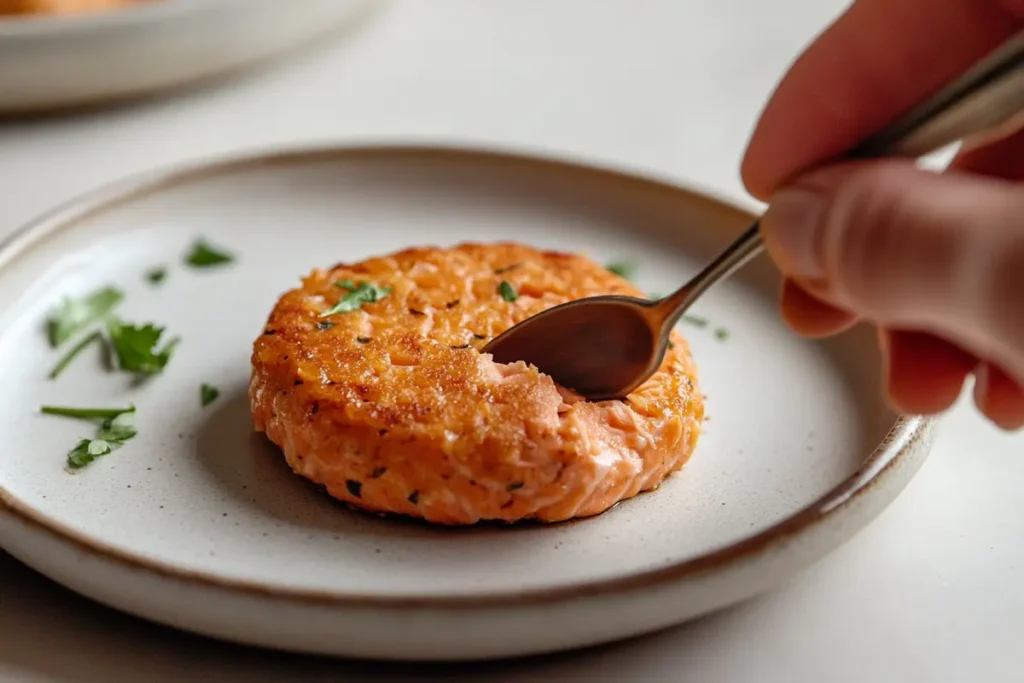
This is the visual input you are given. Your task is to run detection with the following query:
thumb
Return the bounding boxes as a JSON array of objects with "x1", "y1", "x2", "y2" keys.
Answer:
[{"x1": 760, "y1": 160, "x2": 1024, "y2": 380}]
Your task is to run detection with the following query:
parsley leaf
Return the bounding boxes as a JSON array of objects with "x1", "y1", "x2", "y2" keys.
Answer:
[
  {"x1": 200, "y1": 383, "x2": 220, "y2": 407},
  {"x1": 146, "y1": 267, "x2": 168, "y2": 285},
  {"x1": 42, "y1": 405, "x2": 138, "y2": 470},
  {"x1": 185, "y1": 239, "x2": 234, "y2": 268},
  {"x1": 63, "y1": 412, "x2": 138, "y2": 470},
  {"x1": 107, "y1": 319, "x2": 179, "y2": 374},
  {"x1": 67, "y1": 439, "x2": 109, "y2": 469},
  {"x1": 321, "y1": 280, "x2": 392, "y2": 317},
  {"x1": 606, "y1": 261, "x2": 637, "y2": 280},
  {"x1": 48, "y1": 330, "x2": 104, "y2": 380},
  {"x1": 498, "y1": 280, "x2": 518, "y2": 302},
  {"x1": 681, "y1": 314, "x2": 709, "y2": 329},
  {"x1": 714, "y1": 328, "x2": 730, "y2": 341},
  {"x1": 46, "y1": 286, "x2": 123, "y2": 348},
  {"x1": 96, "y1": 412, "x2": 138, "y2": 442}
]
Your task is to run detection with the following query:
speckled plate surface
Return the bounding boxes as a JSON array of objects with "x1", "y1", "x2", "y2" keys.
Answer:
[{"x1": 0, "y1": 146, "x2": 934, "y2": 661}]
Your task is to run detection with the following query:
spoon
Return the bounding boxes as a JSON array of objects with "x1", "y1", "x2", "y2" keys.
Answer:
[{"x1": 484, "y1": 30, "x2": 1024, "y2": 401}]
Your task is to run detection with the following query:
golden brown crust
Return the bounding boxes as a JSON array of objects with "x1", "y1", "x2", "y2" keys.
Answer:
[{"x1": 250, "y1": 242, "x2": 703, "y2": 525}]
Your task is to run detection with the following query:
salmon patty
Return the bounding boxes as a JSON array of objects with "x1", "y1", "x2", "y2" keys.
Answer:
[{"x1": 250, "y1": 242, "x2": 703, "y2": 525}]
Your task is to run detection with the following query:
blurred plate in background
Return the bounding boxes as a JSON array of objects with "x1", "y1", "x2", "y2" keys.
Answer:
[{"x1": 0, "y1": 0, "x2": 377, "y2": 115}]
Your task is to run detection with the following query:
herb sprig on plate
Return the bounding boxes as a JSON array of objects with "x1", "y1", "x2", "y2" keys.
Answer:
[
  {"x1": 146, "y1": 267, "x2": 168, "y2": 285},
  {"x1": 48, "y1": 330, "x2": 105, "y2": 380},
  {"x1": 184, "y1": 239, "x2": 234, "y2": 268},
  {"x1": 200, "y1": 383, "x2": 220, "y2": 407},
  {"x1": 41, "y1": 236, "x2": 236, "y2": 471},
  {"x1": 106, "y1": 319, "x2": 180, "y2": 375},
  {"x1": 47, "y1": 286, "x2": 123, "y2": 348},
  {"x1": 45, "y1": 287, "x2": 182, "y2": 379},
  {"x1": 41, "y1": 405, "x2": 138, "y2": 470}
]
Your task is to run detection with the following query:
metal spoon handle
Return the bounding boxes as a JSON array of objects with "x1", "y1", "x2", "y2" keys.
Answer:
[{"x1": 660, "y1": 28, "x2": 1024, "y2": 324}]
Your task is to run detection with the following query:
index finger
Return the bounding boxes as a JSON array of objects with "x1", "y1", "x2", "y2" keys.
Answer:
[{"x1": 741, "y1": 0, "x2": 1023, "y2": 200}]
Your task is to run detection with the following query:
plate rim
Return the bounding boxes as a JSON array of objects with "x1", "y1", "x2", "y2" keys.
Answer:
[
  {"x1": 0, "y1": 143, "x2": 932, "y2": 608},
  {"x1": 0, "y1": 0, "x2": 255, "y2": 37}
]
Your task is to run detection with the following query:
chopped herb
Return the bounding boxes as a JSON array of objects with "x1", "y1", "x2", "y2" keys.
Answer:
[
  {"x1": 200, "y1": 383, "x2": 220, "y2": 407},
  {"x1": 94, "y1": 412, "x2": 138, "y2": 443},
  {"x1": 145, "y1": 267, "x2": 168, "y2": 285},
  {"x1": 48, "y1": 330, "x2": 104, "y2": 380},
  {"x1": 322, "y1": 281, "x2": 392, "y2": 317},
  {"x1": 681, "y1": 314, "x2": 709, "y2": 329},
  {"x1": 316, "y1": 321, "x2": 334, "y2": 330},
  {"x1": 356, "y1": 336, "x2": 372, "y2": 344},
  {"x1": 88, "y1": 439, "x2": 113, "y2": 455},
  {"x1": 41, "y1": 404, "x2": 135, "y2": 421},
  {"x1": 67, "y1": 439, "x2": 109, "y2": 469},
  {"x1": 66, "y1": 413, "x2": 138, "y2": 466},
  {"x1": 407, "y1": 490, "x2": 420, "y2": 504},
  {"x1": 494, "y1": 263, "x2": 521, "y2": 275},
  {"x1": 507, "y1": 481, "x2": 524, "y2": 491},
  {"x1": 606, "y1": 261, "x2": 637, "y2": 280},
  {"x1": 345, "y1": 480, "x2": 363, "y2": 498},
  {"x1": 107, "y1": 319, "x2": 179, "y2": 374},
  {"x1": 498, "y1": 280, "x2": 518, "y2": 302},
  {"x1": 185, "y1": 239, "x2": 234, "y2": 268},
  {"x1": 370, "y1": 467, "x2": 386, "y2": 478},
  {"x1": 714, "y1": 328, "x2": 730, "y2": 341},
  {"x1": 45, "y1": 408, "x2": 137, "y2": 470},
  {"x1": 668, "y1": 341, "x2": 676, "y2": 350},
  {"x1": 46, "y1": 286, "x2": 124, "y2": 348}
]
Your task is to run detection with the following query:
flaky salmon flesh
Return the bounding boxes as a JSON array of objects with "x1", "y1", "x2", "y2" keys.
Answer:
[{"x1": 250, "y1": 242, "x2": 703, "y2": 525}]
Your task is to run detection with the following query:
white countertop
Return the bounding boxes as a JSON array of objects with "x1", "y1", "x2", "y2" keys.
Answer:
[{"x1": 1, "y1": 1, "x2": 1022, "y2": 680}]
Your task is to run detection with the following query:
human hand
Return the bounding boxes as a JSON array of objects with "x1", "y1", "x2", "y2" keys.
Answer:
[{"x1": 741, "y1": 0, "x2": 1024, "y2": 429}]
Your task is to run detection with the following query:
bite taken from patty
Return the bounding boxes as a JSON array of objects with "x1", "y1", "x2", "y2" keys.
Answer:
[{"x1": 250, "y1": 242, "x2": 703, "y2": 525}]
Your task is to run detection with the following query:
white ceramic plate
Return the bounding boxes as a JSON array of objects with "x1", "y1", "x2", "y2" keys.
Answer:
[
  {"x1": 0, "y1": 0, "x2": 375, "y2": 115},
  {"x1": 0, "y1": 146, "x2": 933, "y2": 661}
]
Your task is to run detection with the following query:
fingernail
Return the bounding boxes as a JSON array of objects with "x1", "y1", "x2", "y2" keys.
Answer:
[{"x1": 761, "y1": 186, "x2": 826, "y2": 281}]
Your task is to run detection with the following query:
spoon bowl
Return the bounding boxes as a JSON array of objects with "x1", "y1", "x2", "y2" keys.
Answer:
[
  {"x1": 485, "y1": 29, "x2": 1024, "y2": 400},
  {"x1": 485, "y1": 295, "x2": 663, "y2": 400},
  {"x1": 483, "y1": 222, "x2": 763, "y2": 399}
]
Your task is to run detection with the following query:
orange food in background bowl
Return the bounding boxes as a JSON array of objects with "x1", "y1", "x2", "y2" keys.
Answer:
[{"x1": 0, "y1": 0, "x2": 146, "y2": 16}]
